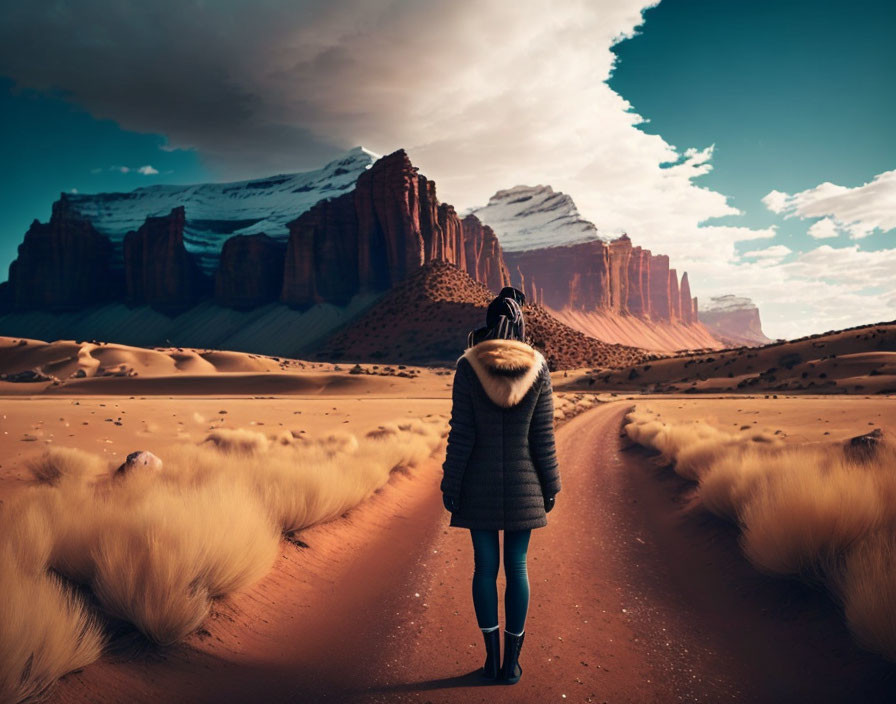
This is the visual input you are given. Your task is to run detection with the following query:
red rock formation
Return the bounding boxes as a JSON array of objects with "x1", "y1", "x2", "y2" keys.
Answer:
[
  {"x1": 281, "y1": 150, "x2": 508, "y2": 306},
  {"x1": 505, "y1": 234, "x2": 702, "y2": 333},
  {"x1": 123, "y1": 207, "x2": 210, "y2": 314},
  {"x1": 679, "y1": 272, "x2": 694, "y2": 324},
  {"x1": 215, "y1": 233, "x2": 287, "y2": 309},
  {"x1": 505, "y1": 240, "x2": 613, "y2": 311},
  {"x1": 281, "y1": 193, "x2": 359, "y2": 307},
  {"x1": 648, "y1": 254, "x2": 671, "y2": 322},
  {"x1": 460, "y1": 215, "x2": 510, "y2": 292},
  {"x1": 353, "y1": 150, "x2": 425, "y2": 291},
  {"x1": 669, "y1": 268, "x2": 681, "y2": 323},
  {"x1": 699, "y1": 298, "x2": 771, "y2": 346},
  {"x1": 607, "y1": 236, "x2": 632, "y2": 313},
  {"x1": 626, "y1": 246, "x2": 651, "y2": 317},
  {"x1": 438, "y1": 203, "x2": 467, "y2": 273},
  {"x1": 5, "y1": 195, "x2": 121, "y2": 310}
]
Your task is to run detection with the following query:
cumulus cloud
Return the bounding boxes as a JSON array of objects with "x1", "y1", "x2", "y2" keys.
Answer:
[
  {"x1": 762, "y1": 169, "x2": 896, "y2": 239},
  {"x1": 806, "y1": 217, "x2": 840, "y2": 239},
  {"x1": 740, "y1": 244, "x2": 792, "y2": 264},
  {"x1": 93, "y1": 164, "x2": 159, "y2": 175}
]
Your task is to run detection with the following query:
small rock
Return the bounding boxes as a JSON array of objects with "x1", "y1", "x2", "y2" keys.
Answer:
[{"x1": 115, "y1": 450, "x2": 163, "y2": 476}]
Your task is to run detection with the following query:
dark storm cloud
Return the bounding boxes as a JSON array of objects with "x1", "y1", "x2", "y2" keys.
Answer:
[
  {"x1": 0, "y1": 0, "x2": 654, "y2": 180},
  {"x1": 0, "y1": 0, "x2": 358, "y2": 175}
]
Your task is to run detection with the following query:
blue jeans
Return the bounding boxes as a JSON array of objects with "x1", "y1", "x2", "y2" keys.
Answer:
[{"x1": 469, "y1": 529, "x2": 532, "y2": 635}]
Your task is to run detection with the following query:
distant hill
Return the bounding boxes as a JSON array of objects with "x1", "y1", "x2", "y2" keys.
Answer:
[
  {"x1": 561, "y1": 321, "x2": 896, "y2": 394},
  {"x1": 315, "y1": 260, "x2": 651, "y2": 369}
]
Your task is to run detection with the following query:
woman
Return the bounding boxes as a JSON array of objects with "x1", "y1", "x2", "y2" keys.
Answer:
[{"x1": 440, "y1": 287, "x2": 561, "y2": 685}]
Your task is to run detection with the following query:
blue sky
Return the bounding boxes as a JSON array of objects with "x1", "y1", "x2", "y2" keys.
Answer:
[
  {"x1": 0, "y1": 0, "x2": 893, "y2": 338},
  {"x1": 608, "y1": 0, "x2": 895, "y2": 260},
  {"x1": 0, "y1": 79, "x2": 208, "y2": 275}
]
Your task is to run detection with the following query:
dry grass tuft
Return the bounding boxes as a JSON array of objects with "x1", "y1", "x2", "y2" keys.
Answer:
[
  {"x1": 26, "y1": 446, "x2": 110, "y2": 486},
  {"x1": 0, "y1": 415, "x2": 444, "y2": 698},
  {"x1": 202, "y1": 427, "x2": 270, "y2": 454},
  {"x1": 0, "y1": 512, "x2": 105, "y2": 704},
  {"x1": 837, "y1": 530, "x2": 896, "y2": 661},
  {"x1": 624, "y1": 406, "x2": 896, "y2": 663}
]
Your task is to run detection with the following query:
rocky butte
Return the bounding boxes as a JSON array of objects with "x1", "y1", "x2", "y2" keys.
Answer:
[
  {"x1": 0, "y1": 149, "x2": 509, "y2": 317},
  {"x1": 699, "y1": 295, "x2": 771, "y2": 346},
  {"x1": 470, "y1": 186, "x2": 719, "y2": 351},
  {"x1": 0, "y1": 148, "x2": 747, "y2": 355}
]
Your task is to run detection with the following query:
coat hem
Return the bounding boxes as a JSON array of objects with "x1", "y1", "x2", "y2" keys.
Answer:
[{"x1": 448, "y1": 517, "x2": 549, "y2": 531}]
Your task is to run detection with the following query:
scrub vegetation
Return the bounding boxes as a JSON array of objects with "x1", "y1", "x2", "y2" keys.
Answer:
[
  {"x1": 0, "y1": 419, "x2": 443, "y2": 703},
  {"x1": 624, "y1": 407, "x2": 896, "y2": 663}
]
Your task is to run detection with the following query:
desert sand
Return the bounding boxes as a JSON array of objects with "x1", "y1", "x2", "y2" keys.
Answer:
[
  {"x1": 2, "y1": 335, "x2": 896, "y2": 703},
  {"x1": 562, "y1": 321, "x2": 896, "y2": 395}
]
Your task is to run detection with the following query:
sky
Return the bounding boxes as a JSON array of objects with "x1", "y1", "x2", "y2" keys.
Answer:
[{"x1": 0, "y1": 0, "x2": 893, "y2": 339}]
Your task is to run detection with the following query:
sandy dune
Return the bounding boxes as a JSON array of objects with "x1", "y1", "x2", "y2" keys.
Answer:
[
  {"x1": 562, "y1": 321, "x2": 896, "y2": 394},
  {"x1": 0, "y1": 336, "x2": 454, "y2": 397}
]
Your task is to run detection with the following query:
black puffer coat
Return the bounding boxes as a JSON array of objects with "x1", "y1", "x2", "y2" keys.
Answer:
[{"x1": 440, "y1": 338, "x2": 561, "y2": 531}]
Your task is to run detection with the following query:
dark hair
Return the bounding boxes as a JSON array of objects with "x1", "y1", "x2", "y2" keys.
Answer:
[
  {"x1": 467, "y1": 287, "x2": 528, "y2": 347},
  {"x1": 486, "y1": 287, "x2": 526, "y2": 329}
]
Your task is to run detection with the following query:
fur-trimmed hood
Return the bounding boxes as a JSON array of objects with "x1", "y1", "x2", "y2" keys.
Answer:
[{"x1": 460, "y1": 338, "x2": 546, "y2": 408}]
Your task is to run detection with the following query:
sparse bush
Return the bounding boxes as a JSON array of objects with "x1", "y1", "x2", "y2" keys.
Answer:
[
  {"x1": 624, "y1": 406, "x2": 896, "y2": 663},
  {"x1": 0, "y1": 416, "x2": 443, "y2": 698},
  {"x1": 0, "y1": 510, "x2": 105, "y2": 704}
]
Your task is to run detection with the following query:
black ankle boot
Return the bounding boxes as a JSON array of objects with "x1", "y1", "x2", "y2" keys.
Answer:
[
  {"x1": 481, "y1": 628, "x2": 501, "y2": 679},
  {"x1": 501, "y1": 630, "x2": 525, "y2": 684}
]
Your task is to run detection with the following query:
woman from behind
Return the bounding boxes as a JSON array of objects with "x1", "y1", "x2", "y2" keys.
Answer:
[{"x1": 440, "y1": 287, "x2": 561, "y2": 684}]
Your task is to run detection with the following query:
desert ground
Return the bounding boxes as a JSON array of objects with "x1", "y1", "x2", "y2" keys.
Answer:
[{"x1": 2, "y1": 336, "x2": 896, "y2": 703}]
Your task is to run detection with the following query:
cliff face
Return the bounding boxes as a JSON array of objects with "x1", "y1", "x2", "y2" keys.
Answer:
[
  {"x1": 5, "y1": 197, "x2": 122, "y2": 310},
  {"x1": 123, "y1": 207, "x2": 211, "y2": 314},
  {"x1": 460, "y1": 215, "x2": 510, "y2": 293},
  {"x1": 3, "y1": 148, "x2": 715, "y2": 354},
  {"x1": 699, "y1": 295, "x2": 771, "y2": 346},
  {"x1": 281, "y1": 149, "x2": 508, "y2": 307},
  {"x1": 504, "y1": 234, "x2": 696, "y2": 325},
  {"x1": 215, "y1": 234, "x2": 287, "y2": 309}
]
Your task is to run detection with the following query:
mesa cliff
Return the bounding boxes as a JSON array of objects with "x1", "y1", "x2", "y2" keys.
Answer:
[
  {"x1": 504, "y1": 234, "x2": 697, "y2": 324},
  {"x1": 0, "y1": 147, "x2": 728, "y2": 357},
  {"x1": 1, "y1": 150, "x2": 508, "y2": 316}
]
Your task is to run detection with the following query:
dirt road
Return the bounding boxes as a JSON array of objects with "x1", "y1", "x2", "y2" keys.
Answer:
[{"x1": 54, "y1": 402, "x2": 896, "y2": 703}]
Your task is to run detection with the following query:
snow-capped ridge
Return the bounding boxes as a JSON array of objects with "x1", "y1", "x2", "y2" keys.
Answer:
[
  {"x1": 469, "y1": 184, "x2": 602, "y2": 252},
  {"x1": 64, "y1": 146, "x2": 380, "y2": 274},
  {"x1": 702, "y1": 295, "x2": 759, "y2": 313}
]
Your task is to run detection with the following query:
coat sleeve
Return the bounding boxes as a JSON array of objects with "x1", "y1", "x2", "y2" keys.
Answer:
[
  {"x1": 440, "y1": 360, "x2": 476, "y2": 499},
  {"x1": 529, "y1": 365, "x2": 561, "y2": 497}
]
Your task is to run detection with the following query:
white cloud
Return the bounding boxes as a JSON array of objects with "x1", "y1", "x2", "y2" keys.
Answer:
[
  {"x1": 761, "y1": 169, "x2": 896, "y2": 239},
  {"x1": 806, "y1": 217, "x2": 840, "y2": 239},
  {"x1": 69, "y1": 188, "x2": 78, "y2": 194},
  {"x1": 96, "y1": 164, "x2": 160, "y2": 175},
  {"x1": 740, "y1": 244, "x2": 792, "y2": 264},
  {"x1": 761, "y1": 190, "x2": 789, "y2": 214}
]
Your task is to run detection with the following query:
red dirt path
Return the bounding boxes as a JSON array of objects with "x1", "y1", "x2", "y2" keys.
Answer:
[{"x1": 53, "y1": 403, "x2": 896, "y2": 703}]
